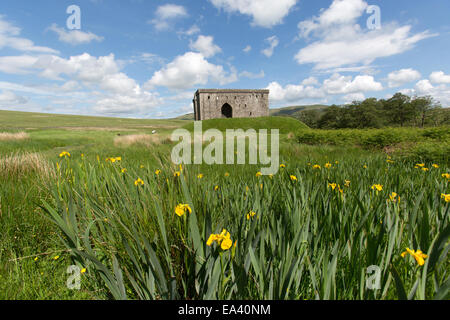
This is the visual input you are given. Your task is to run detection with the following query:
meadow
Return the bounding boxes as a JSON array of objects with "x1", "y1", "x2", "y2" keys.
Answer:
[{"x1": 0, "y1": 110, "x2": 448, "y2": 300}]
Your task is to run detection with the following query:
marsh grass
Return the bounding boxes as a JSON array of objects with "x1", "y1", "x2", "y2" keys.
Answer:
[
  {"x1": 0, "y1": 152, "x2": 54, "y2": 179},
  {"x1": 42, "y1": 152, "x2": 449, "y2": 300},
  {"x1": 0, "y1": 132, "x2": 29, "y2": 141},
  {"x1": 114, "y1": 134, "x2": 162, "y2": 147}
]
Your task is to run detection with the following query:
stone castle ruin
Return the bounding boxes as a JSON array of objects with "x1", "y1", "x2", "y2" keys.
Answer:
[{"x1": 193, "y1": 89, "x2": 269, "y2": 121}]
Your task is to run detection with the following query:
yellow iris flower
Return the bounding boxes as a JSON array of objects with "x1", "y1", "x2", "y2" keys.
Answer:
[
  {"x1": 401, "y1": 248, "x2": 428, "y2": 266},
  {"x1": 371, "y1": 184, "x2": 383, "y2": 192},
  {"x1": 175, "y1": 203, "x2": 192, "y2": 217},
  {"x1": 441, "y1": 194, "x2": 450, "y2": 203},
  {"x1": 246, "y1": 211, "x2": 256, "y2": 220},
  {"x1": 207, "y1": 229, "x2": 233, "y2": 250}
]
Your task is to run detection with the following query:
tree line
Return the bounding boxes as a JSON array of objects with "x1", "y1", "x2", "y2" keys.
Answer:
[{"x1": 295, "y1": 93, "x2": 450, "y2": 129}]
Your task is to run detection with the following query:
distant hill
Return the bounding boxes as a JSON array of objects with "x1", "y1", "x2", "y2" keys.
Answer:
[
  {"x1": 269, "y1": 104, "x2": 329, "y2": 117},
  {"x1": 0, "y1": 110, "x2": 185, "y2": 130},
  {"x1": 174, "y1": 104, "x2": 329, "y2": 120}
]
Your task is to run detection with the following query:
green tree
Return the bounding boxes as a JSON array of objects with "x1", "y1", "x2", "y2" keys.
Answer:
[
  {"x1": 295, "y1": 109, "x2": 322, "y2": 128},
  {"x1": 384, "y1": 93, "x2": 414, "y2": 127},
  {"x1": 410, "y1": 95, "x2": 439, "y2": 127}
]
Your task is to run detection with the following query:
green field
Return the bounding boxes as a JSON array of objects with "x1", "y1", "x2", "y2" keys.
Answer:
[{"x1": 0, "y1": 110, "x2": 448, "y2": 300}]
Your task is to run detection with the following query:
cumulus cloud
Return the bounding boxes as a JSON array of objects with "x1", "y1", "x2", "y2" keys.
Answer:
[
  {"x1": 295, "y1": 0, "x2": 435, "y2": 70},
  {"x1": 23, "y1": 53, "x2": 161, "y2": 114},
  {"x1": 0, "y1": 55, "x2": 39, "y2": 74},
  {"x1": 150, "y1": 4, "x2": 188, "y2": 31},
  {"x1": 0, "y1": 15, "x2": 58, "y2": 54},
  {"x1": 48, "y1": 24, "x2": 104, "y2": 45},
  {"x1": 94, "y1": 90, "x2": 161, "y2": 114},
  {"x1": 209, "y1": 0, "x2": 298, "y2": 28},
  {"x1": 267, "y1": 73, "x2": 382, "y2": 105},
  {"x1": 322, "y1": 73, "x2": 383, "y2": 94},
  {"x1": 0, "y1": 90, "x2": 28, "y2": 106},
  {"x1": 261, "y1": 36, "x2": 279, "y2": 57},
  {"x1": 146, "y1": 51, "x2": 237, "y2": 90},
  {"x1": 399, "y1": 77, "x2": 450, "y2": 107},
  {"x1": 430, "y1": 71, "x2": 450, "y2": 84},
  {"x1": 302, "y1": 76, "x2": 319, "y2": 86},
  {"x1": 387, "y1": 68, "x2": 421, "y2": 88},
  {"x1": 189, "y1": 35, "x2": 222, "y2": 58},
  {"x1": 343, "y1": 92, "x2": 365, "y2": 103},
  {"x1": 267, "y1": 81, "x2": 325, "y2": 102},
  {"x1": 32, "y1": 53, "x2": 121, "y2": 82},
  {"x1": 243, "y1": 45, "x2": 252, "y2": 53}
]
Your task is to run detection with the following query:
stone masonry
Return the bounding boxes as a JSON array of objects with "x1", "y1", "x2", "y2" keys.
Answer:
[{"x1": 193, "y1": 89, "x2": 269, "y2": 121}]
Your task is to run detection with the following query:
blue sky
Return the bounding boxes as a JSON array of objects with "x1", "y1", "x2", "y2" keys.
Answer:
[{"x1": 0, "y1": 0, "x2": 449, "y2": 118}]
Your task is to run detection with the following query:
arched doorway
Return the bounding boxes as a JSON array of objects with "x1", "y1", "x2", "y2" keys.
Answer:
[{"x1": 221, "y1": 103, "x2": 232, "y2": 118}]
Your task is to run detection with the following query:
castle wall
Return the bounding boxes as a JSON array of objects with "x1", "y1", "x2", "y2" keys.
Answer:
[{"x1": 193, "y1": 89, "x2": 269, "y2": 121}]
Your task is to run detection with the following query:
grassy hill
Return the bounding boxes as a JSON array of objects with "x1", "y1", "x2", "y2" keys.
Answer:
[
  {"x1": 175, "y1": 104, "x2": 329, "y2": 120},
  {"x1": 182, "y1": 116, "x2": 308, "y2": 134},
  {"x1": 269, "y1": 104, "x2": 328, "y2": 117},
  {"x1": 0, "y1": 110, "x2": 185, "y2": 130}
]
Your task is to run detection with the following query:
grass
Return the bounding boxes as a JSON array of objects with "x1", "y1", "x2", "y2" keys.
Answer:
[
  {"x1": 0, "y1": 110, "x2": 448, "y2": 300},
  {"x1": 182, "y1": 116, "x2": 309, "y2": 135},
  {"x1": 296, "y1": 126, "x2": 450, "y2": 163}
]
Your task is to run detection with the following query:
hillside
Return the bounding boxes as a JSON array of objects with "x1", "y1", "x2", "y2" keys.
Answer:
[
  {"x1": 0, "y1": 110, "x2": 185, "y2": 130},
  {"x1": 182, "y1": 116, "x2": 308, "y2": 134},
  {"x1": 175, "y1": 104, "x2": 329, "y2": 120}
]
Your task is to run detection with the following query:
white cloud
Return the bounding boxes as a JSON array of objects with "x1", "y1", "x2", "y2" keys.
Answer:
[
  {"x1": 178, "y1": 25, "x2": 201, "y2": 37},
  {"x1": 243, "y1": 45, "x2": 252, "y2": 53},
  {"x1": 262, "y1": 36, "x2": 278, "y2": 57},
  {"x1": 298, "y1": 0, "x2": 367, "y2": 38},
  {"x1": 94, "y1": 90, "x2": 161, "y2": 114},
  {"x1": 189, "y1": 35, "x2": 222, "y2": 58},
  {"x1": 150, "y1": 4, "x2": 188, "y2": 31},
  {"x1": 0, "y1": 15, "x2": 58, "y2": 54},
  {"x1": 5, "y1": 52, "x2": 163, "y2": 115},
  {"x1": 295, "y1": 0, "x2": 435, "y2": 70},
  {"x1": 323, "y1": 73, "x2": 383, "y2": 94},
  {"x1": 267, "y1": 73, "x2": 382, "y2": 104},
  {"x1": 239, "y1": 70, "x2": 265, "y2": 79},
  {"x1": 301, "y1": 76, "x2": 319, "y2": 86},
  {"x1": 33, "y1": 53, "x2": 121, "y2": 82},
  {"x1": 430, "y1": 71, "x2": 450, "y2": 84},
  {"x1": 400, "y1": 79, "x2": 450, "y2": 107},
  {"x1": 415, "y1": 79, "x2": 434, "y2": 93},
  {"x1": 146, "y1": 51, "x2": 237, "y2": 90},
  {"x1": 343, "y1": 92, "x2": 365, "y2": 103},
  {"x1": 0, "y1": 55, "x2": 39, "y2": 74},
  {"x1": 0, "y1": 90, "x2": 28, "y2": 106},
  {"x1": 48, "y1": 24, "x2": 104, "y2": 45},
  {"x1": 209, "y1": 0, "x2": 298, "y2": 28},
  {"x1": 387, "y1": 68, "x2": 421, "y2": 88}
]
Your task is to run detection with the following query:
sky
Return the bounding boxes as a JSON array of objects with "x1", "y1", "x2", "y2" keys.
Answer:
[{"x1": 0, "y1": 0, "x2": 449, "y2": 119}]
